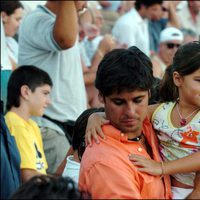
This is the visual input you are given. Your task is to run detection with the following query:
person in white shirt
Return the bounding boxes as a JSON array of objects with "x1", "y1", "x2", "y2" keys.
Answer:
[
  {"x1": 62, "y1": 108, "x2": 104, "y2": 184},
  {"x1": 1, "y1": 1, "x2": 24, "y2": 70},
  {"x1": 177, "y1": 0, "x2": 200, "y2": 38},
  {"x1": 112, "y1": 0, "x2": 163, "y2": 57}
]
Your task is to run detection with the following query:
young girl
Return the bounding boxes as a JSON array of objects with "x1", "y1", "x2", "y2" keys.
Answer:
[{"x1": 85, "y1": 41, "x2": 200, "y2": 199}]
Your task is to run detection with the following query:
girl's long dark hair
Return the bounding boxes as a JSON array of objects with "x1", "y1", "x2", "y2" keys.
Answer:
[{"x1": 160, "y1": 41, "x2": 200, "y2": 102}]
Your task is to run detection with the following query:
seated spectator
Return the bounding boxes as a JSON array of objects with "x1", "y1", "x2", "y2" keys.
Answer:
[
  {"x1": 10, "y1": 175, "x2": 90, "y2": 199},
  {"x1": 98, "y1": 1, "x2": 124, "y2": 34},
  {"x1": 78, "y1": 46, "x2": 171, "y2": 199},
  {"x1": 62, "y1": 107, "x2": 104, "y2": 183},
  {"x1": 149, "y1": 1, "x2": 181, "y2": 54},
  {"x1": 79, "y1": 9, "x2": 116, "y2": 107},
  {"x1": 5, "y1": 66, "x2": 52, "y2": 182},
  {"x1": 0, "y1": 1, "x2": 24, "y2": 70},
  {"x1": 1, "y1": 101, "x2": 21, "y2": 199},
  {"x1": 177, "y1": 0, "x2": 200, "y2": 37},
  {"x1": 151, "y1": 26, "x2": 183, "y2": 79}
]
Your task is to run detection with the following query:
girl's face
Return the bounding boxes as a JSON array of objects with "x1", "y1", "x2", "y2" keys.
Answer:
[
  {"x1": 174, "y1": 68, "x2": 200, "y2": 107},
  {"x1": 1, "y1": 7, "x2": 24, "y2": 37}
]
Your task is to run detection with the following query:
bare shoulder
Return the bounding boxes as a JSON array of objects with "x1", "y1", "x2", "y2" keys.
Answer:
[{"x1": 147, "y1": 104, "x2": 160, "y2": 119}]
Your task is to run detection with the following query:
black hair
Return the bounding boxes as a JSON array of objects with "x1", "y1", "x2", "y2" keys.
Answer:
[
  {"x1": 149, "y1": 77, "x2": 161, "y2": 105},
  {"x1": 6, "y1": 65, "x2": 53, "y2": 111},
  {"x1": 95, "y1": 46, "x2": 154, "y2": 97},
  {"x1": 0, "y1": 1, "x2": 24, "y2": 15},
  {"x1": 10, "y1": 175, "x2": 90, "y2": 199},
  {"x1": 135, "y1": 0, "x2": 163, "y2": 11},
  {"x1": 72, "y1": 107, "x2": 105, "y2": 161},
  {"x1": 160, "y1": 41, "x2": 200, "y2": 102}
]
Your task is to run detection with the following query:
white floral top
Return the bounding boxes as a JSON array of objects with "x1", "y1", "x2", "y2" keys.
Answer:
[{"x1": 152, "y1": 102, "x2": 200, "y2": 186}]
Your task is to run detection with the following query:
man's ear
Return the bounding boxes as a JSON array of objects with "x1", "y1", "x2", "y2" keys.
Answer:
[
  {"x1": 98, "y1": 92, "x2": 104, "y2": 104},
  {"x1": 20, "y1": 85, "x2": 30, "y2": 100},
  {"x1": 1, "y1": 12, "x2": 8, "y2": 24},
  {"x1": 173, "y1": 71, "x2": 183, "y2": 87}
]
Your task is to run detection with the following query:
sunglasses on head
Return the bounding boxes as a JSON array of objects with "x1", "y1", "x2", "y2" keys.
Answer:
[{"x1": 166, "y1": 43, "x2": 181, "y2": 49}]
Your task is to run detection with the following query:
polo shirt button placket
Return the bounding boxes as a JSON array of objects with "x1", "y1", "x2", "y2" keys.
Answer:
[{"x1": 137, "y1": 147, "x2": 142, "y2": 152}]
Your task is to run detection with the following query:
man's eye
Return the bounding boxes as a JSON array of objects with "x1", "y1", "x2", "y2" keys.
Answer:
[
  {"x1": 134, "y1": 99, "x2": 142, "y2": 103},
  {"x1": 113, "y1": 100, "x2": 123, "y2": 105}
]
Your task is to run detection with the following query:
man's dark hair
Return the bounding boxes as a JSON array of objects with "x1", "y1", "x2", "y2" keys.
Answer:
[
  {"x1": 72, "y1": 107, "x2": 105, "y2": 161},
  {"x1": 95, "y1": 46, "x2": 154, "y2": 97},
  {"x1": 10, "y1": 175, "x2": 90, "y2": 199},
  {"x1": 0, "y1": 1, "x2": 24, "y2": 15},
  {"x1": 6, "y1": 65, "x2": 53, "y2": 111},
  {"x1": 135, "y1": 0, "x2": 163, "y2": 11}
]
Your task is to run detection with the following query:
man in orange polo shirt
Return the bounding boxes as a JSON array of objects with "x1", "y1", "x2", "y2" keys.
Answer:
[{"x1": 79, "y1": 46, "x2": 172, "y2": 199}]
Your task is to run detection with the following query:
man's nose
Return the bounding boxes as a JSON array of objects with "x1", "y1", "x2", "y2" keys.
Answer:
[{"x1": 125, "y1": 103, "x2": 136, "y2": 117}]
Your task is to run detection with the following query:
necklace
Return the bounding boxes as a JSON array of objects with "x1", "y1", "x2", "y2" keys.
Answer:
[
  {"x1": 128, "y1": 133, "x2": 143, "y2": 142},
  {"x1": 176, "y1": 103, "x2": 200, "y2": 126}
]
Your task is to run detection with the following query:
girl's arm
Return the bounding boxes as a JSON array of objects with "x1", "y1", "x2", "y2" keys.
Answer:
[
  {"x1": 129, "y1": 152, "x2": 200, "y2": 176},
  {"x1": 85, "y1": 104, "x2": 159, "y2": 146},
  {"x1": 85, "y1": 112, "x2": 109, "y2": 146}
]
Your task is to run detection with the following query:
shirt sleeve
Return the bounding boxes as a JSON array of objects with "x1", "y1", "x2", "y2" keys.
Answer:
[
  {"x1": 11, "y1": 126, "x2": 38, "y2": 171},
  {"x1": 20, "y1": 12, "x2": 62, "y2": 52},
  {"x1": 79, "y1": 162, "x2": 142, "y2": 199}
]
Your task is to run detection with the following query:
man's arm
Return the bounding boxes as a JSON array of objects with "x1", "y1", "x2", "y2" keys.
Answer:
[
  {"x1": 166, "y1": 1, "x2": 181, "y2": 28},
  {"x1": 52, "y1": 1, "x2": 78, "y2": 49}
]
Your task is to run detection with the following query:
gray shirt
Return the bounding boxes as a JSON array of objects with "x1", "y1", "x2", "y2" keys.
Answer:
[{"x1": 18, "y1": 5, "x2": 87, "y2": 132}]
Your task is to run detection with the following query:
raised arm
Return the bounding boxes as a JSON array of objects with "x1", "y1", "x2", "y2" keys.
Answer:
[{"x1": 52, "y1": 1, "x2": 79, "y2": 49}]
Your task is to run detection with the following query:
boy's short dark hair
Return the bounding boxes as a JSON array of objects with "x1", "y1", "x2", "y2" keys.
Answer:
[
  {"x1": 72, "y1": 107, "x2": 105, "y2": 160},
  {"x1": 95, "y1": 46, "x2": 154, "y2": 97},
  {"x1": 6, "y1": 65, "x2": 53, "y2": 111},
  {"x1": 135, "y1": 0, "x2": 163, "y2": 10},
  {"x1": 10, "y1": 175, "x2": 90, "y2": 199},
  {"x1": 0, "y1": 1, "x2": 24, "y2": 15}
]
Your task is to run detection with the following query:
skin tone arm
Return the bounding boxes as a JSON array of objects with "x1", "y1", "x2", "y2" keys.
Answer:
[
  {"x1": 85, "y1": 104, "x2": 159, "y2": 145},
  {"x1": 48, "y1": 1, "x2": 79, "y2": 49},
  {"x1": 21, "y1": 169, "x2": 42, "y2": 183},
  {"x1": 128, "y1": 152, "x2": 200, "y2": 176},
  {"x1": 55, "y1": 146, "x2": 74, "y2": 175},
  {"x1": 166, "y1": 1, "x2": 181, "y2": 28}
]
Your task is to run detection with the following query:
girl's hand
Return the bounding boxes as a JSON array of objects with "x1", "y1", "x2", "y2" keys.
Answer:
[
  {"x1": 129, "y1": 154, "x2": 163, "y2": 176},
  {"x1": 85, "y1": 112, "x2": 109, "y2": 146}
]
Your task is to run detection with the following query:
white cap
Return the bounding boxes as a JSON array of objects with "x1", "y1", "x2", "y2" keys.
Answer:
[{"x1": 160, "y1": 27, "x2": 184, "y2": 43}]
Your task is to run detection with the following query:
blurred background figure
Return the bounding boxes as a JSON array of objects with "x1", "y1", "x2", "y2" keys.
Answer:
[
  {"x1": 149, "y1": 1, "x2": 180, "y2": 54},
  {"x1": 181, "y1": 28, "x2": 199, "y2": 44},
  {"x1": 1, "y1": 18, "x2": 12, "y2": 111},
  {"x1": 151, "y1": 27, "x2": 183, "y2": 79},
  {"x1": 0, "y1": 1, "x2": 24, "y2": 70},
  {"x1": 177, "y1": 0, "x2": 200, "y2": 38},
  {"x1": 112, "y1": 0, "x2": 164, "y2": 56}
]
